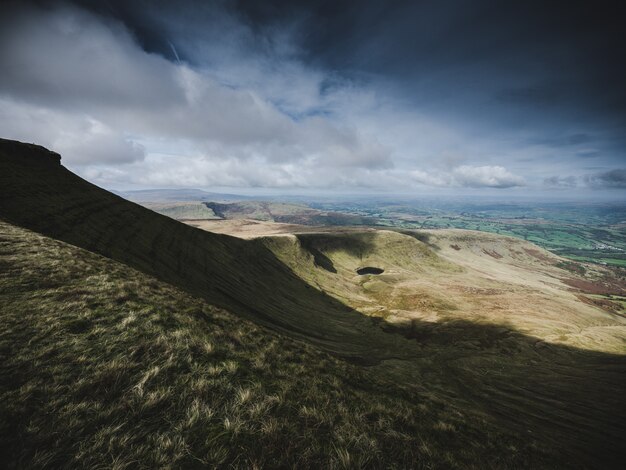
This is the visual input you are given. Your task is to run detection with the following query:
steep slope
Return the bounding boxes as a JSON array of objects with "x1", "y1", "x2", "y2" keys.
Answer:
[
  {"x1": 0, "y1": 138, "x2": 412, "y2": 361},
  {"x1": 2, "y1": 220, "x2": 546, "y2": 468},
  {"x1": 2, "y1": 217, "x2": 625, "y2": 469}
]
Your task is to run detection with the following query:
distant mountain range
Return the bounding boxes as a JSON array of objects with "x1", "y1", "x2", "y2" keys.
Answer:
[{"x1": 113, "y1": 188, "x2": 249, "y2": 202}]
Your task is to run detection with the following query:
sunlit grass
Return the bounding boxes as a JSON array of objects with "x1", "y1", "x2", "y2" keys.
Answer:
[{"x1": 0, "y1": 221, "x2": 551, "y2": 468}]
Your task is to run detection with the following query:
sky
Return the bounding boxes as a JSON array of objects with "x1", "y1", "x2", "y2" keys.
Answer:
[{"x1": 0, "y1": 0, "x2": 624, "y2": 198}]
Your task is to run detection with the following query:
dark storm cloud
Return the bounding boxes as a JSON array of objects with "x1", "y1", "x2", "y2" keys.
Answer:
[
  {"x1": 229, "y1": 1, "x2": 625, "y2": 98},
  {"x1": 71, "y1": 0, "x2": 626, "y2": 152},
  {"x1": 0, "y1": 0, "x2": 624, "y2": 193},
  {"x1": 244, "y1": 0, "x2": 626, "y2": 173},
  {"x1": 584, "y1": 169, "x2": 626, "y2": 189},
  {"x1": 543, "y1": 170, "x2": 626, "y2": 189}
]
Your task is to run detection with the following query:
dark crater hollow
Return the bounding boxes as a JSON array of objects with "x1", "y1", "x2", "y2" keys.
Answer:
[{"x1": 356, "y1": 267, "x2": 384, "y2": 275}]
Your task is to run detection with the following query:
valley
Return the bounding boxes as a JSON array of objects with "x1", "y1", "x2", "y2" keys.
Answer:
[
  {"x1": 1, "y1": 139, "x2": 625, "y2": 468},
  {"x1": 133, "y1": 193, "x2": 626, "y2": 268},
  {"x1": 187, "y1": 219, "x2": 626, "y2": 353}
]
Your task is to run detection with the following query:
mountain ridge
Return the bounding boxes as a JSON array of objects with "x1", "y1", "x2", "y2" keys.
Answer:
[{"x1": 0, "y1": 138, "x2": 413, "y2": 362}]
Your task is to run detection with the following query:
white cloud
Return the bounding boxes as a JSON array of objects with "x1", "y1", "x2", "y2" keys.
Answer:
[
  {"x1": 0, "y1": 2, "x2": 560, "y2": 193},
  {"x1": 0, "y1": 98, "x2": 144, "y2": 164},
  {"x1": 408, "y1": 165, "x2": 524, "y2": 189},
  {"x1": 409, "y1": 170, "x2": 449, "y2": 187},
  {"x1": 58, "y1": 126, "x2": 146, "y2": 165},
  {"x1": 0, "y1": 5, "x2": 182, "y2": 110},
  {"x1": 452, "y1": 165, "x2": 525, "y2": 188},
  {"x1": 0, "y1": 3, "x2": 393, "y2": 175}
]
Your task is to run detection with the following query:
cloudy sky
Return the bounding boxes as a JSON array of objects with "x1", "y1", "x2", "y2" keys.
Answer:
[{"x1": 1, "y1": 0, "x2": 624, "y2": 197}]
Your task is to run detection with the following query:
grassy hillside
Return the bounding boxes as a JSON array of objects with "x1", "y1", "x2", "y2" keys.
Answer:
[
  {"x1": 0, "y1": 138, "x2": 409, "y2": 361},
  {"x1": 261, "y1": 229, "x2": 626, "y2": 352},
  {"x1": 3, "y1": 221, "x2": 539, "y2": 468},
  {"x1": 2, "y1": 223, "x2": 625, "y2": 468},
  {"x1": 141, "y1": 202, "x2": 220, "y2": 220},
  {"x1": 1, "y1": 138, "x2": 626, "y2": 467}
]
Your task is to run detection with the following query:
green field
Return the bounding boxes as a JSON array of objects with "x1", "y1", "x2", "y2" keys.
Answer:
[
  {"x1": 309, "y1": 200, "x2": 626, "y2": 267},
  {"x1": 132, "y1": 193, "x2": 626, "y2": 268}
]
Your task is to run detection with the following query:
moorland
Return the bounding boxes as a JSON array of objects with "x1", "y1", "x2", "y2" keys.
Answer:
[{"x1": 1, "y1": 138, "x2": 625, "y2": 468}]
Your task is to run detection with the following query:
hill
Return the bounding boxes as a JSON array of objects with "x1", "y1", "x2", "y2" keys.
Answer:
[
  {"x1": 0, "y1": 138, "x2": 405, "y2": 361},
  {"x1": 139, "y1": 202, "x2": 221, "y2": 220},
  {"x1": 1, "y1": 138, "x2": 625, "y2": 468},
  {"x1": 204, "y1": 201, "x2": 374, "y2": 226},
  {"x1": 128, "y1": 198, "x2": 376, "y2": 226},
  {"x1": 3, "y1": 220, "x2": 518, "y2": 468},
  {"x1": 260, "y1": 229, "x2": 626, "y2": 353},
  {"x1": 116, "y1": 188, "x2": 247, "y2": 202}
]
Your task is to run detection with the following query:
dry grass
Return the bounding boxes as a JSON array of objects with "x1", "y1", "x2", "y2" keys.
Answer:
[
  {"x1": 2, "y1": 221, "x2": 626, "y2": 468},
  {"x1": 258, "y1": 228, "x2": 626, "y2": 354},
  {"x1": 0, "y1": 221, "x2": 555, "y2": 469}
]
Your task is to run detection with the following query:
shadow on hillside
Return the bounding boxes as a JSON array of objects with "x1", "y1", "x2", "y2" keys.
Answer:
[
  {"x1": 294, "y1": 232, "x2": 383, "y2": 273},
  {"x1": 296, "y1": 232, "x2": 378, "y2": 260},
  {"x1": 398, "y1": 230, "x2": 441, "y2": 251},
  {"x1": 296, "y1": 234, "x2": 338, "y2": 273},
  {"x1": 370, "y1": 316, "x2": 626, "y2": 469},
  {"x1": 203, "y1": 202, "x2": 227, "y2": 218}
]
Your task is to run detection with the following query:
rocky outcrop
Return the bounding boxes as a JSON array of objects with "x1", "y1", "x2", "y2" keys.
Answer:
[{"x1": 0, "y1": 138, "x2": 61, "y2": 166}]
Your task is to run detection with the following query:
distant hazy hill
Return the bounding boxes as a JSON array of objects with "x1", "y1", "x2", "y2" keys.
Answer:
[
  {"x1": 115, "y1": 188, "x2": 247, "y2": 202},
  {"x1": 118, "y1": 189, "x2": 375, "y2": 225},
  {"x1": 205, "y1": 200, "x2": 374, "y2": 225},
  {"x1": 119, "y1": 190, "x2": 376, "y2": 226},
  {"x1": 1, "y1": 138, "x2": 625, "y2": 468},
  {"x1": 140, "y1": 201, "x2": 221, "y2": 220}
]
